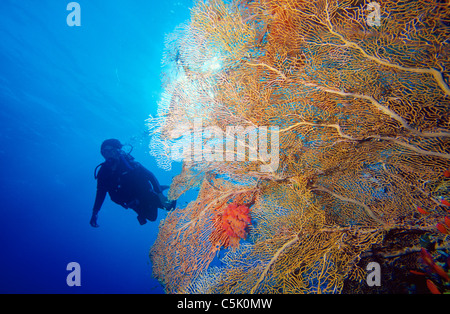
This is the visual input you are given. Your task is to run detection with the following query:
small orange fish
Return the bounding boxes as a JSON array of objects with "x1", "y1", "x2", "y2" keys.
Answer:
[
  {"x1": 426, "y1": 279, "x2": 441, "y2": 294},
  {"x1": 444, "y1": 170, "x2": 450, "y2": 178},
  {"x1": 441, "y1": 198, "x2": 450, "y2": 207},
  {"x1": 420, "y1": 248, "x2": 435, "y2": 267},
  {"x1": 409, "y1": 270, "x2": 427, "y2": 276},
  {"x1": 437, "y1": 223, "x2": 449, "y2": 235},
  {"x1": 445, "y1": 216, "x2": 450, "y2": 228},
  {"x1": 417, "y1": 206, "x2": 429, "y2": 215},
  {"x1": 432, "y1": 264, "x2": 450, "y2": 282}
]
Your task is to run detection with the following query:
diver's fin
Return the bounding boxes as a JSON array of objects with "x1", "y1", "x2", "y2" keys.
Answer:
[{"x1": 137, "y1": 215, "x2": 148, "y2": 225}]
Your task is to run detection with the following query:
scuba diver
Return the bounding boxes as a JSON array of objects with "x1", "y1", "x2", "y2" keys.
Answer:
[{"x1": 90, "y1": 138, "x2": 176, "y2": 227}]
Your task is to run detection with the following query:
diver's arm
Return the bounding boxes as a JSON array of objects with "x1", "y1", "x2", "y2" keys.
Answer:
[{"x1": 90, "y1": 187, "x2": 106, "y2": 227}]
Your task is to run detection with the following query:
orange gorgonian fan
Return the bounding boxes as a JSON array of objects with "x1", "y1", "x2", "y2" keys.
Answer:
[
  {"x1": 212, "y1": 203, "x2": 252, "y2": 249},
  {"x1": 150, "y1": 0, "x2": 450, "y2": 294}
]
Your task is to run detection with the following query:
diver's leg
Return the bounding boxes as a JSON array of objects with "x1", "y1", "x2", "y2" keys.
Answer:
[
  {"x1": 145, "y1": 205, "x2": 158, "y2": 222},
  {"x1": 137, "y1": 202, "x2": 157, "y2": 222},
  {"x1": 130, "y1": 205, "x2": 148, "y2": 225},
  {"x1": 133, "y1": 191, "x2": 172, "y2": 224},
  {"x1": 140, "y1": 191, "x2": 160, "y2": 222},
  {"x1": 132, "y1": 205, "x2": 156, "y2": 224},
  {"x1": 137, "y1": 214, "x2": 148, "y2": 225}
]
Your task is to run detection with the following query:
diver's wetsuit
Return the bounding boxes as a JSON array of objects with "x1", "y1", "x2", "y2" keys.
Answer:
[{"x1": 93, "y1": 155, "x2": 163, "y2": 223}]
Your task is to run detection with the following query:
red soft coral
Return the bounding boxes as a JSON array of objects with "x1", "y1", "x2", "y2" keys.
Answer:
[{"x1": 220, "y1": 203, "x2": 252, "y2": 248}]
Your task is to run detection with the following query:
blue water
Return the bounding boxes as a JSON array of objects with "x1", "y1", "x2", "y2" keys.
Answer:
[{"x1": 0, "y1": 0, "x2": 193, "y2": 293}]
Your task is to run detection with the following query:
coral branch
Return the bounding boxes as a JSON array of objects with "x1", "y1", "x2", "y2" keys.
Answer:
[
  {"x1": 295, "y1": 81, "x2": 450, "y2": 138},
  {"x1": 250, "y1": 234, "x2": 299, "y2": 294},
  {"x1": 324, "y1": 0, "x2": 450, "y2": 97},
  {"x1": 246, "y1": 62, "x2": 287, "y2": 80},
  {"x1": 312, "y1": 185, "x2": 387, "y2": 227}
]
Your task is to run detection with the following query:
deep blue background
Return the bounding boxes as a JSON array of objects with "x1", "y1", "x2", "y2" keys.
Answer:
[{"x1": 0, "y1": 0, "x2": 193, "y2": 293}]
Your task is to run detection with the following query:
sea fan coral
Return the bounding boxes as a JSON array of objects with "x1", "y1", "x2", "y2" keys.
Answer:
[{"x1": 150, "y1": 0, "x2": 450, "y2": 294}]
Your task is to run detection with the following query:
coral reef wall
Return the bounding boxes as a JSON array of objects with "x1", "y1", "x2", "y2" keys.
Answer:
[{"x1": 149, "y1": 0, "x2": 450, "y2": 293}]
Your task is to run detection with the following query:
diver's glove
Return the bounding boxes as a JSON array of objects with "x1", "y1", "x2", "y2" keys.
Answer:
[
  {"x1": 157, "y1": 193, "x2": 177, "y2": 211},
  {"x1": 166, "y1": 199, "x2": 177, "y2": 211},
  {"x1": 90, "y1": 212, "x2": 99, "y2": 228}
]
